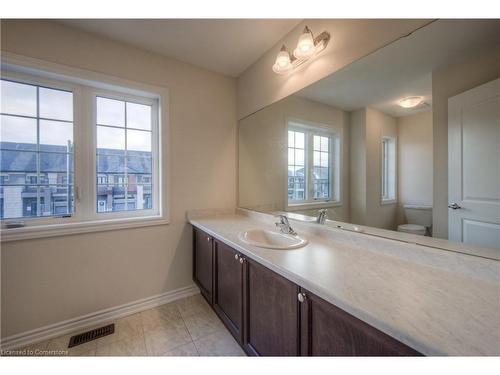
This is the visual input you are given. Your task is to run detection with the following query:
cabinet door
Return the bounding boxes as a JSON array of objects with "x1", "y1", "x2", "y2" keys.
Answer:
[
  {"x1": 299, "y1": 289, "x2": 421, "y2": 356},
  {"x1": 193, "y1": 228, "x2": 213, "y2": 304},
  {"x1": 213, "y1": 240, "x2": 243, "y2": 343},
  {"x1": 243, "y1": 257, "x2": 300, "y2": 356}
]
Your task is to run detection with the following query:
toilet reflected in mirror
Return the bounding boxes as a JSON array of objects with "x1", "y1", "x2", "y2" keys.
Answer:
[{"x1": 397, "y1": 205, "x2": 432, "y2": 237}]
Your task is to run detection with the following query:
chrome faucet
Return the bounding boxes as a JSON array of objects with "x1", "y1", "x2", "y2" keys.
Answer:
[
  {"x1": 316, "y1": 209, "x2": 328, "y2": 224},
  {"x1": 275, "y1": 214, "x2": 297, "y2": 235}
]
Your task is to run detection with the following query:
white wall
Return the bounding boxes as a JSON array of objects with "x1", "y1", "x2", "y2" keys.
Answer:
[
  {"x1": 349, "y1": 110, "x2": 367, "y2": 225},
  {"x1": 365, "y1": 108, "x2": 398, "y2": 230},
  {"x1": 397, "y1": 111, "x2": 433, "y2": 225},
  {"x1": 349, "y1": 108, "x2": 397, "y2": 230},
  {"x1": 238, "y1": 95, "x2": 350, "y2": 221},
  {"x1": 432, "y1": 48, "x2": 500, "y2": 239},
  {"x1": 237, "y1": 19, "x2": 431, "y2": 119},
  {"x1": 0, "y1": 20, "x2": 237, "y2": 338}
]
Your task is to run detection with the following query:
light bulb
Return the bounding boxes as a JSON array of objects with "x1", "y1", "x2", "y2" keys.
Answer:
[
  {"x1": 399, "y1": 96, "x2": 423, "y2": 108},
  {"x1": 293, "y1": 27, "x2": 315, "y2": 60},
  {"x1": 276, "y1": 50, "x2": 290, "y2": 67},
  {"x1": 272, "y1": 46, "x2": 293, "y2": 74}
]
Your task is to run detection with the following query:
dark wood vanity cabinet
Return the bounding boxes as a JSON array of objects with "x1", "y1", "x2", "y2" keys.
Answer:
[
  {"x1": 242, "y1": 257, "x2": 300, "y2": 356},
  {"x1": 299, "y1": 288, "x2": 421, "y2": 356},
  {"x1": 193, "y1": 227, "x2": 214, "y2": 304},
  {"x1": 213, "y1": 239, "x2": 244, "y2": 343},
  {"x1": 192, "y1": 227, "x2": 421, "y2": 356}
]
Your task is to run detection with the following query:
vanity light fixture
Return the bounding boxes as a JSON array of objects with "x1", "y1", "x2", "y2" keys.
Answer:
[
  {"x1": 399, "y1": 96, "x2": 424, "y2": 108},
  {"x1": 272, "y1": 26, "x2": 331, "y2": 75}
]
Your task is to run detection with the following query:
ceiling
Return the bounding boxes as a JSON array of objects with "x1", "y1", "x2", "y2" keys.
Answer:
[
  {"x1": 57, "y1": 19, "x2": 302, "y2": 77},
  {"x1": 296, "y1": 19, "x2": 500, "y2": 117}
]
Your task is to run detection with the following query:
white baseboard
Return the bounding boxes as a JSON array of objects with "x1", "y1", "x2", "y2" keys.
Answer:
[{"x1": 1, "y1": 284, "x2": 200, "y2": 350}]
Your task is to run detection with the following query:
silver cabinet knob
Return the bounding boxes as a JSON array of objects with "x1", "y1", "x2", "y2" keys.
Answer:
[
  {"x1": 207, "y1": 236, "x2": 211, "y2": 242},
  {"x1": 239, "y1": 257, "x2": 245, "y2": 264},
  {"x1": 234, "y1": 254, "x2": 239, "y2": 260},
  {"x1": 297, "y1": 292, "x2": 306, "y2": 303},
  {"x1": 448, "y1": 203, "x2": 462, "y2": 210}
]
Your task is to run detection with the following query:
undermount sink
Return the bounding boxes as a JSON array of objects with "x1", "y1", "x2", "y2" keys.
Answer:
[{"x1": 238, "y1": 229, "x2": 308, "y2": 250}]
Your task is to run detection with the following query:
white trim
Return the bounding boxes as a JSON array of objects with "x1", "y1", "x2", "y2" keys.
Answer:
[
  {"x1": 0, "y1": 284, "x2": 200, "y2": 350},
  {"x1": 287, "y1": 200, "x2": 342, "y2": 211},
  {"x1": 380, "y1": 136, "x2": 397, "y2": 203},
  {"x1": 380, "y1": 199, "x2": 397, "y2": 205},
  {"x1": 0, "y1": 215, "x2": 170, "y2": 242}
]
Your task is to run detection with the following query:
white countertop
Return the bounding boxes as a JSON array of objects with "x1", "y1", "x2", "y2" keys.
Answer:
[{"x1": 188, "y1": 209, "x2": 500, "y2": 356}]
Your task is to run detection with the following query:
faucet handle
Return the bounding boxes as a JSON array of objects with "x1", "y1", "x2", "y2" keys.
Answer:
[
  {"x1": 274, "y1": 214, "x2": 289, "y2": 224},
  {"x1": 274, "y1": 214, "x2": 296, "y2": 235},
  {"x1": 316, "y1": 208, "x2": 328, "y2": 224}
]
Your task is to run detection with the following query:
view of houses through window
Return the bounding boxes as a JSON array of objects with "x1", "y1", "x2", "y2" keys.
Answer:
[
  {"x1": 0, "y1": 78, "x2": 155, "y2": 220},
  {"x1": 312, "y1": 134, "x2": 331, "y2": 199},
  {"x1": 0, "y1": 79, "x2": 74, "y2": 219},
  {"x1": 287, "y1": 130, "x2": 306, "y2": 201},
  {"x1": 96, "y1": 96, "x2": 153, "y2": 213}
]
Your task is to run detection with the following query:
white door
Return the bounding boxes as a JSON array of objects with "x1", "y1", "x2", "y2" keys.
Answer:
[{"x1": 448, "y1": 78, "x2": 500, "y2": 249}]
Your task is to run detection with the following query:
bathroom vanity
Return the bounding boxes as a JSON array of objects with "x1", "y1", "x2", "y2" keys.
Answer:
[
  {"x1": 189, "y1": 209, "x2": 500, "y2": 356},
  {"x1": 193, "y1": 225, "x2": 419, "y2": 356}
]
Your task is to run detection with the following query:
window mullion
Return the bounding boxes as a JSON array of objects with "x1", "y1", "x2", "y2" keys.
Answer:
[
  {"x1": 328, "y1": 136, "x2": 332, "y2": 200},
  {"x1": 75, "y1": 86, "x2": 94, "y2": 221},
  {"x1": 124, "y1": 101, "x2": 128, "y2": 212},
  {"x1": 307, "y1": 131, "x2": 314, "y2": 202},
  {"x1": 36, "y1": 86, "x2": 41, "y2": 217}
]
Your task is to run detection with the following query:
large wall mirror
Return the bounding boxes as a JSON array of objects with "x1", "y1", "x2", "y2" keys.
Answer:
[{"x1": 238, "y1": 19, "x2": 500, "y2": 257}]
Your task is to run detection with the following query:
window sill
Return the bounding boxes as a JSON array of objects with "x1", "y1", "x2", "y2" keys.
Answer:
[
  {"x1": 0, "y1": 216, "x2": 170, "y2": 243},
  {"x1": 380, "y1": 199, "x2": 397, "y2": 205},
  {"x1": 287, "y1": 200, "x2": 341, "y2": 211}
]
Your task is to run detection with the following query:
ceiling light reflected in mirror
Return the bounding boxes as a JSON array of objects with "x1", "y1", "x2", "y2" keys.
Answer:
[{"x1": 399, "y1": 96, "x2": 424, "y2": 108}]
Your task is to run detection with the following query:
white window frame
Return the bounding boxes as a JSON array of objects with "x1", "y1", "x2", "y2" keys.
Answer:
[
  {"x1": 0, "y1": 70, "x2": 82, "y2": 227},
  {"x1": 89, "y1": 88, "x2": 160, "y2": 221},
  {"x1": 381, "y1": 136, "x2": 397, "y2": 204},
  {"x1": 0, "y1": 53, "x2": 169, "y2": 242},
  {"x1": 286, "y1": 119, "x2": 342, "y2": 211}
]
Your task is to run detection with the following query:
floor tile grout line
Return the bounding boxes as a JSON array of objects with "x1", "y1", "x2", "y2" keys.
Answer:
[
  {"x1": 94, "y1": 314, "x2": 144, "y2": 354},
  {"x1": 140, "y1": 309, "x2": 155, "y2": 356},
  {"x1": 175, "y1": 302, "x2": 199, "y2": 356},
  {"x1": 140, "y1": 312, "x2": 149, "y2": 356},
  {"x1": 141, "y1": 301, "x2": 195, "y2": 356},
  {"x1": 179, "y1": 303, "x2": 196, "y2": 344}
]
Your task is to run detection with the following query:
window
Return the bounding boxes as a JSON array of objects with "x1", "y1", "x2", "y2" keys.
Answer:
[
  {"x1": 287, "y1": 130, "x2": 306, "y2": 200},
  {"x1": 287, "y1": 120, "x2": 341, "y2": 206},
  {"x1": 0, "y1": 79, "x2": 74, "y2": 219},
  {"x1": 381, "y1": 136, "x2": 396, "y2": 202},
  {"x1": 0, "y1": 66, "x2": 165, "y2": 238},
  {"x1": 313, "y1": 135, "x2": 330, "y2": 199},
  {"x1": 96, "y1": 96, "x2": 153, "y2": 213}
]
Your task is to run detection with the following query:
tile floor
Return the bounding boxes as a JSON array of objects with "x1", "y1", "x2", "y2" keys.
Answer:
[{"x1": 10, "y1": 294, "x2": 246, "y2": 356}]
